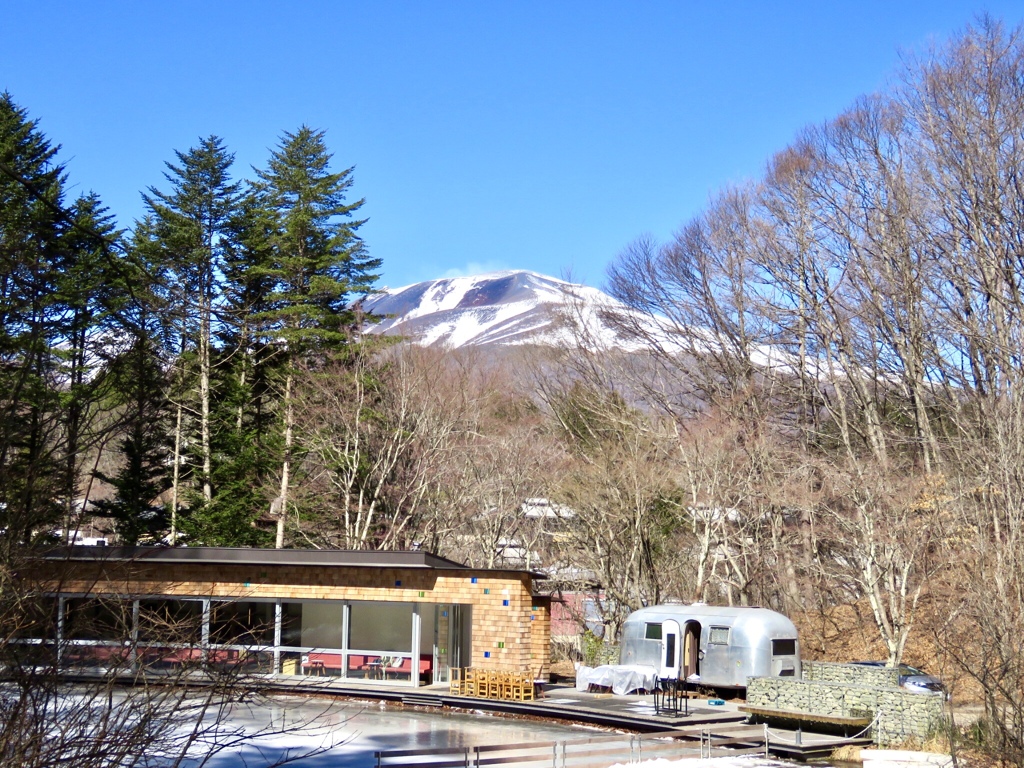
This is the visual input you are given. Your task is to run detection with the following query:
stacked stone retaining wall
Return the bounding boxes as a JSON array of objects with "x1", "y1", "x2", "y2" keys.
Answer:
[
  {"x1": 803, "y1": 660, "x2": 900, "y2": 688},
  {"x1": 747, "y1": 674, "x2": 944, "y2": 745}
]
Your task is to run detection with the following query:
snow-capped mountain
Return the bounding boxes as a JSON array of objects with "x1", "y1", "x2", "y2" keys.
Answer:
[{"x1": 363, "y1": 270, "x2": 630, "y2": 349}]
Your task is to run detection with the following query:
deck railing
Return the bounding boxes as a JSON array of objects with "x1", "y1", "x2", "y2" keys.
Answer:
[{"x1": 375, "y1": 726, "x2": 769, "y2": 768}]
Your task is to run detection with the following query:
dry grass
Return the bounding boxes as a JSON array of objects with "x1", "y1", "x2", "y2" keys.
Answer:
[{"x1": 830, "y1": 743, "x2": 864, "y2": 762}]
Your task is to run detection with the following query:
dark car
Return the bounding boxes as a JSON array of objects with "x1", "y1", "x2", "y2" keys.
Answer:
[{"x1": 852, "y1": 661, "x2": 947, "y2": 696}]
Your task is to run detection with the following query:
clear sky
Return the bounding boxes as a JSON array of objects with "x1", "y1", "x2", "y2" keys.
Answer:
[{"x1": 4, "y1": 2, "x2": 1023, "y2": 290}]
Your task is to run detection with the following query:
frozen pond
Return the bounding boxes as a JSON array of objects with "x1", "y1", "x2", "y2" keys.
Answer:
[{"x1": 199, "y1": 695, "x2": 608, "y2": 768}]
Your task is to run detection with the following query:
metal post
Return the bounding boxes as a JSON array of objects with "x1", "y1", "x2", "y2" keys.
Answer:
[
  {"x1": 764, "y1": 723, "x2": 769, "y2": 758},
  {"x1": 341, "y1": 602, "x2": 351, "y2": 679},
  {"x1": 201, "y1": 599, "x2": 211, "y2": 647},
  {"x1": 273, "y1": 601, "x2": 282, "y2": 674},
  {"x1": 130, "y1": 600, "x2": 139, "y2": 667},
  {"x1": 56, "y1": 596, "x2": 65, "y2": 665},
  {"x1": 795, "y1": 726, "x2": 802, "y2": 745},
  {"x1": 411, "y1": 604, "x2": 422, "y2": 688},
  {"x1": 201, "y1": 598, "x2": 211, "y2": 672}
]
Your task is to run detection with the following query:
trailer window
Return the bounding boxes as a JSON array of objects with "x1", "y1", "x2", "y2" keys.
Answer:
[
  {"x1": 772, "y1": 638, "x2": 797, "y2": 656},
  {"x1": 709, "y1": 626, "x2": 730, "y2": 644},
  {"x1": 644, "y1": 623, "x2": 662, "y2": 640}
]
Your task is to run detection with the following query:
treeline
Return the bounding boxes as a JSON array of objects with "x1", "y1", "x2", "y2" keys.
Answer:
[
  {"x1": 0, "y1": 94, "x2": 380, "y2": 549},
  {"x1": 579, "y1": 17, "x2": 1024, "y2": 759}
]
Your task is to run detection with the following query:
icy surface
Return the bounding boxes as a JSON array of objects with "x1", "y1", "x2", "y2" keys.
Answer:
[{"x1": 194, "y1": 695, "x2": 602, "y2": 768}]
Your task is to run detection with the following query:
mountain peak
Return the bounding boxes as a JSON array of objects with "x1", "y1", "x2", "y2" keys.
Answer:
[{"x1": 363, "y1": 270, "x2": 619, "y2": 349}]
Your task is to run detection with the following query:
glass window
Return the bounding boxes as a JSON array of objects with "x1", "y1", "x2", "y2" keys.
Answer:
[
  {"x1": 138, "y1": 599, "x2": 204, "y2": 643},
  {"x1": 709, "y1": 626, "x2": 730, "y2": 645},
  {"x1": 65, "y1": 598, "x2": 130, "y2": 641},
  {"x1": 281, "y1": 601, "x2": 343, "y2": 649},
  {"x1": 664, "y1": 632, "x2": 676, "y2": 666},
  {"x1": 15, "y1": 596, "x2": 58, "y2": 640},
  {"x1": 210, "y1": 601, "x2": 274, "y2": 645},
  {"x1": 644, "y1": 623, "x2": 662, "y2": 640},
  {"x1": 349, "y1": 602, "x2": 412, "y2": 653},
  {"x1": 772, "y1": 638, "x2": 796, "y2": 656}
]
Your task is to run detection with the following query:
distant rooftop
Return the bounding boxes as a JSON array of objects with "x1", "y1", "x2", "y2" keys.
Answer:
[{"x1": 43, "y1": 546, "x2": 545, "y2": 576}]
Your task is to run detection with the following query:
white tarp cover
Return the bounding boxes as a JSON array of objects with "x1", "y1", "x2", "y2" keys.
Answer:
[{"x1": 574, "y1": 664, "x2": 659, "y2": 695}]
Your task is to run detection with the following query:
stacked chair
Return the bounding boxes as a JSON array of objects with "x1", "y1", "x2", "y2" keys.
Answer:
[{"x1": 449, "y1": 668, "x2": 535, "y2": 700}]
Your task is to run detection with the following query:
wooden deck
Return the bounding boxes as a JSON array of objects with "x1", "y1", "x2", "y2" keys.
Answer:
[
  {"x1": 78, "y1": 671, "x2": 875, "y2": 761},
  {"x1": 253, "y1": 678, "x2": 876, "y2": 760}
]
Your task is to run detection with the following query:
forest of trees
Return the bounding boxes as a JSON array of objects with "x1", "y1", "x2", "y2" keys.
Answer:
[
  {"x1": 4, "y1": 14, "x2": 1024, "y2": 765},
  {"x1": 593, "y1": 18, "x2": 1024, "y2": 761},
  {"x1": 0, "y1": 106, "x2": 381, "y2": 551}
]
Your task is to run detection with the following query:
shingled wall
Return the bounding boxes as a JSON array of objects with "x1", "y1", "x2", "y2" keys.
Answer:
[{"x1": 47, "y1": 558, "x2": 549, "y2": 678}]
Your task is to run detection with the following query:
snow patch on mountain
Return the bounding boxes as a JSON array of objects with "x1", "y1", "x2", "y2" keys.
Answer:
[{"x1": 364, "y1": 270, "x2": 637, "y2": 349}]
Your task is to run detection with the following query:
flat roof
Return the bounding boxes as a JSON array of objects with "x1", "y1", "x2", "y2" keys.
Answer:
[{"x1": 42, "y1": 546, "x2": 545, "y2": 576}]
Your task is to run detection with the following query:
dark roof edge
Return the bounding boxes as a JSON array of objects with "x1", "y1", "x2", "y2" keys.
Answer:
[{"x1": 39, "y1": 546, "x2": 545, "y2": 577}]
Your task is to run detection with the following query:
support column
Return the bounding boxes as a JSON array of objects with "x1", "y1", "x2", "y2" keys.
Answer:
[
  {"x1": 130, "y1": 600, "x2": 139, "y2": 667},
  {"x1": 411, "y1": 605, "x2": 421, "y2": 688},
  {"x1": 56, "y1": 596, "x2": 65, "y2": 665},
  {"x1": 341, "y1": 603, "x2": 350, "y2": 679},
  {"x1": 201, "y1": 599, "x2": 211, "y2": 647},
  {"x1": 273, "y1": 601, "x2": 282, "y2": 674}
]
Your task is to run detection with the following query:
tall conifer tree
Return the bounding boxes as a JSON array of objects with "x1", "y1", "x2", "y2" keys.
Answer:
[
  {"x1": 252, "y1": 126, "x2": 380, "y2": 547},
  {"x1": 141, "y1": 136, "x2": 239, "y2": 539}
]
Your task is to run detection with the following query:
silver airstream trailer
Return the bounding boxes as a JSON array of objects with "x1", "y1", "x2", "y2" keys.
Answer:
[{"x1": 619, "y1": 604, "x2": 800, "y2": 688}]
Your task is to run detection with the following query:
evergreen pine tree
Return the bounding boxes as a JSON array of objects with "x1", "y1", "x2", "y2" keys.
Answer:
[
  {"x1": 140, "y1": 136, "x2": 240, "y2": 539},
  {"x1": 53, "y1": 193, "x2": 126, "y2": 538},
  {"x1": 92, "y1": 328, "x2": 172, "y2": 544},
  {"x1": 0, "y1": 93, "x2": 134, "y2": 547},
  {"x1": 187, "y1": 192, "x2": 279, "y2": 546},
  {"x1": 252, "y1": 126, "x2": 381, "y2": 547}
]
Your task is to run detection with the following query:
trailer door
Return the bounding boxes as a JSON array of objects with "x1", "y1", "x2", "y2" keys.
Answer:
[{"x1": 660, "y1": 620, "x2": 680, "y2": 679}]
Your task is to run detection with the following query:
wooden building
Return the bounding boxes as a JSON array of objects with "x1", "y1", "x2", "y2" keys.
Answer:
[{"x1": 30, "y1": 547, "x2": 551, "y2": 687}]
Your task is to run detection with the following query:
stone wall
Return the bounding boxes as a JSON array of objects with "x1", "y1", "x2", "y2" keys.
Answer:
[
  {"x1": 747, "y1": 676, "x2": 944, "y2": 745},
  {"x1": 803, "y1": 660, "x2": 900, "y2": 688}
]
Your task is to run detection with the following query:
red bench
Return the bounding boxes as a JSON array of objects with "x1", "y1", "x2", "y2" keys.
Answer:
[{"x1": 300, "y1": 652, "x2": 433, "y2": 681}]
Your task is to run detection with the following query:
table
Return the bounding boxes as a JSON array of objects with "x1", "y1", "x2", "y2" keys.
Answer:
[{"x1": 574, "y1": 664, "x2": 659, "y2": 695}]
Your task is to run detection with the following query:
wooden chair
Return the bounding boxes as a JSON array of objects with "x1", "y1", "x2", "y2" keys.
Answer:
[
  {"x1": 487, "y1": 670, "x2": 508, "y2": 699},
  {"x1": 481, "y1": 669, "x2": 498, "y2": 698},
  {"x1": 512, "y1": 671, "x2": 535, "y2": 701},
  {"x1": 508, "y1": 671, "x2": 524, "y2": 701},
  {"x1": 449, "y1": 667, "x2": 463, "y2": 695},
  {"x1": 501, "y1": 671, "x2": 517, "y2": 700},
  {"x1": 463, "y1": 667, "x2": 478, "y2": 697}
]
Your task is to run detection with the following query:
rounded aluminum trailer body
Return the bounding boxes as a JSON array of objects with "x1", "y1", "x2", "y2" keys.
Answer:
[{"x1": 618, "y1": 604, "x2": 800, "y2": 688}]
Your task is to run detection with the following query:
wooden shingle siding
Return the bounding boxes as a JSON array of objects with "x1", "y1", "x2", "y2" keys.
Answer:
[{"x1": 43, "y1": 557, "x2": 549, "y2": 675}]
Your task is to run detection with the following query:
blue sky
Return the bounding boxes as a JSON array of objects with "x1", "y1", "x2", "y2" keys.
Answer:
[{"x1": 4, "y1": 2, "x2": 1023, "y2": 289}]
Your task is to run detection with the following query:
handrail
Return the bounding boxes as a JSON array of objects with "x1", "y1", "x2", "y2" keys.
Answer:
[{"x1": 374, "y1": 725, "x2": 752, "y2": 768}]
